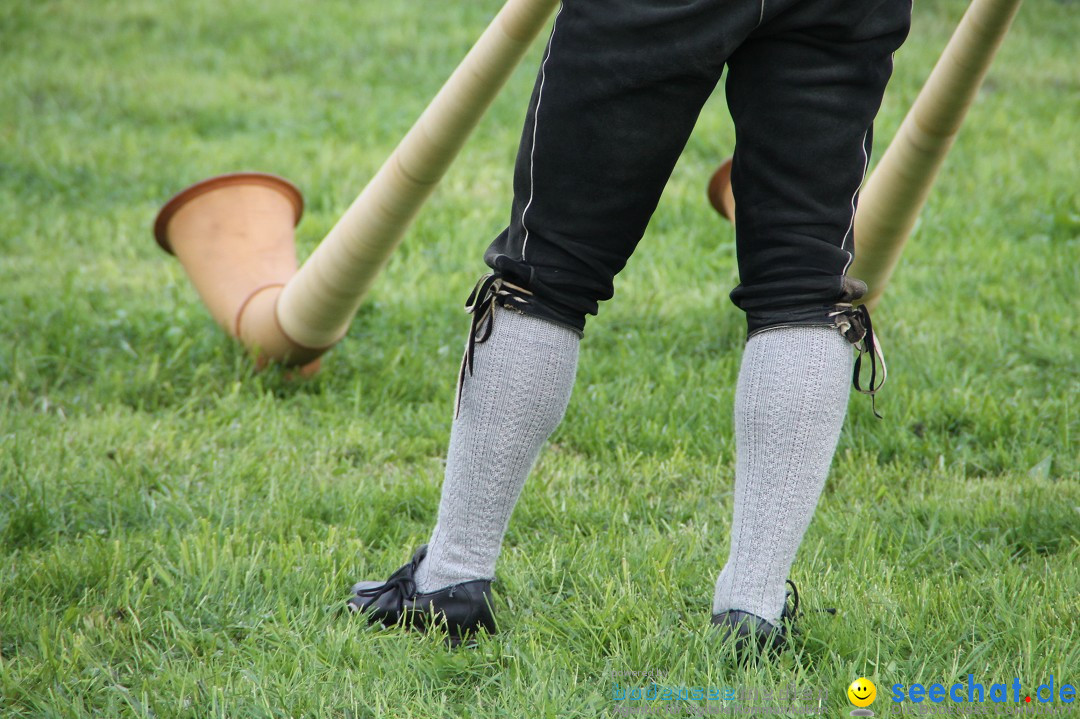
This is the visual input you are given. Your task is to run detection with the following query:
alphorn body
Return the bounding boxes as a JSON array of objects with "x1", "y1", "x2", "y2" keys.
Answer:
[
  {"x1": 155, "y1": 0, "x2": 560, "y2": 367},
  {"x1": 707, "y1": 0, "x2": 1023, "y2": 310}
]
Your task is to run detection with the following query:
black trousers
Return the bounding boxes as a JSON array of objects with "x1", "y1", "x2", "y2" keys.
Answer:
[{"x1": 482, "y1": 0, "x2": 911, "y2": 336}]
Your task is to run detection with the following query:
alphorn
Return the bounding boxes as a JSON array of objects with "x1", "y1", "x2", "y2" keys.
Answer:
[
  {"x1": 154, "y1": 0, "x2": 560, "y2": 370},
  {"x1": 707, "y1": 0, "x2": 1024, "y2": 310}
]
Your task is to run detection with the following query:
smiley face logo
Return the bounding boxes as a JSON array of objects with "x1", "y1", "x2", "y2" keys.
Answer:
[{"x1": 848, "y1": 677, "x2": 877, "y2": 708}]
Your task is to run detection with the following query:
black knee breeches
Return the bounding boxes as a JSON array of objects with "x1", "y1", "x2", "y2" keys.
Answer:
[{"x1": 481, "y1": 0, "x2": 911, "y2": 336}]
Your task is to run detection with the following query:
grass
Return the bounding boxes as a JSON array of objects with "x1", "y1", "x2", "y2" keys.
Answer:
[{"x1": 1, "y1": 0, "x2": 1078, "y2": 716}]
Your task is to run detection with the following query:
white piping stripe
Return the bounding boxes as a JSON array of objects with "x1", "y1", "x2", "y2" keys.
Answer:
[
  {"x1": 520, "y1": 3, "x2": 564, "y2": 262},
  {"x1": 758, "y1": 0, "x2": 766, "y2": 27},
  {"x1": 841, "y1": 129, "x2": 870, "y2": 276}
]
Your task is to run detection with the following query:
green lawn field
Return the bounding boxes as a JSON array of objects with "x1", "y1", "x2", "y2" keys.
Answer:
[{"x1": 1, "y1": 0, "x2": 1077, "y2": 716}]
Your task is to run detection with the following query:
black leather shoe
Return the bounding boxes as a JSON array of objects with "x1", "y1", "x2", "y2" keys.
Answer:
[
  {"x1": 346, "y1": 546, "x2": 496, "y2": 646},
  {"x1": 711, "y1": 579, "x2": 801, "y2": 658}
]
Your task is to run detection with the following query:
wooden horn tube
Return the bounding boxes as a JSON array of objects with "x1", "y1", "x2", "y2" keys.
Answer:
[
  {"x1": 851, "y1": 0, "x2": 1023, "y2": 309},
  {"x1": 705, "y1": 0, "x2": 1023, "y2": 309},
  {"x1": 154, "y1": 0, "x2": 560, "y2": 366},
  {"x1": 275, "y1": 0, "x2": 561, "y2": 351}
]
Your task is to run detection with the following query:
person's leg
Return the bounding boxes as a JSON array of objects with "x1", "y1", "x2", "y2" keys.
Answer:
[
  {"x1": 415, "y1": 0, "x2": 760, "y2": 591},
  {"x1": 350, "y1": 0, "x2": 757, "y2": 633},
  {"x1": 712, "y1": 0, "x2": 911, "y2": 635},
  {"x1": 712, "y1": 325, "x2": 852, "y2": 625},
  {"x1": 414, "y1": 303, "x2": 579, "y2": 591}
]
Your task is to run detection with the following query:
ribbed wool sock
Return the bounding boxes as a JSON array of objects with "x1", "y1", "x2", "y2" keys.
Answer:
[
  {"x1": 712, "y1": 325, "x2": 853, "y2": 623},
  {"x1": 414, "y1": 306, "x2": 580, "y2": 592}
]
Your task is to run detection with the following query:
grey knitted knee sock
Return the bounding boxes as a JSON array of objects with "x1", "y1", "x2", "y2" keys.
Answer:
[
  {"x1": 415, "y1": 306, "x2": 579, "y2": 592},
  {"x1": 712, "y1": 325, "x2": 852, "y2": 623}
]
